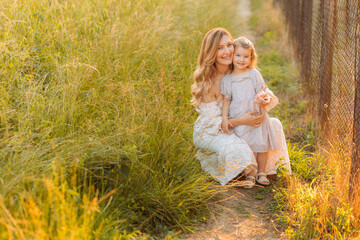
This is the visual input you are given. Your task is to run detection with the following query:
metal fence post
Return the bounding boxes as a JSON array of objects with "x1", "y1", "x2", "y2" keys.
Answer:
[
  {"x1": 318, "y1": 0, "x2": 337, "y2": 134},
  {"x1": 301, "y1": 0, "x2": 313, "y2": 87},
  {"x1": 297, "y1": 0, "x2": 304, "y2": 59},
  {"x1": 350, "y1": 0, "x2": 360, "y2": 200}
]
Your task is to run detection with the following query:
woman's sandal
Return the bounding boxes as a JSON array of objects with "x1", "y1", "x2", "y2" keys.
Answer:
[
  {"x1": 256, "y1": 173, "x2": 270, "y2": 186},
  {"x1": 243, "y1": 176, "x2": 255, "y2": 189}
]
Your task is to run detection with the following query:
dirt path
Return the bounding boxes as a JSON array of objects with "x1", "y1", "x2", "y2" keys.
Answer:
[
  {"x1": 183, "y1": 183, "x2": 285, "y2": 240},
  {"x1": 183, "y1": 1, "x2": 286, "y2": 239},
  {"x1": 237, "y1": 0, "x2": 255, "y2": 40}
]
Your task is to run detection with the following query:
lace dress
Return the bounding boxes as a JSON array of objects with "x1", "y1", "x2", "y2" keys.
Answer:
[{"x1": 193, "y1": 100, "x2": 257, "y2": 185}]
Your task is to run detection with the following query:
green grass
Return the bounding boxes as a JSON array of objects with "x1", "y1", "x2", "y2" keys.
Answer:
[
  {"x1": 253, "y1": 186, "x2": 272, "y2": 200},
  {"x1": 0, "y1": 0, "x2": 240, "y2": 238},
  {"x1": 4, "y1": 0, "x2": 359, "y2": 238}
]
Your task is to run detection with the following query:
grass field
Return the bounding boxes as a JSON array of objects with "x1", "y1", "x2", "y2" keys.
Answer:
[
  {"x1": 0, "y1": 0, "x2": 241, "y2": 238},
  {"x1": 2, "y1": 0, "x2": 359, "y2": 239}
]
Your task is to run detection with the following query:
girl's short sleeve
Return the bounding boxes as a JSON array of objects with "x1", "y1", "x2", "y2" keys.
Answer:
[
  {"x1": 252, "y1": 69, "x2": 279, "y2": 111},
  {"x1": 221, "y1": 74, "x2": 232, "y2": 101},
  {"x1": 253, "y1": 68, "x2": 267, "y2": 93}
]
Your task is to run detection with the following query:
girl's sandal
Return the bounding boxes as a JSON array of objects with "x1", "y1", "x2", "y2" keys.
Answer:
[
  {"x1": 243, "y1": 176, "x2": 255, "y2": 189},
  {"x1": 256, "y1": 173, "x2": 270, "y2": 186}
]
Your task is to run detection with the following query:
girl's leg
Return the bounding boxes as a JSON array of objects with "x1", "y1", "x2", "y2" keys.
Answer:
[
  {"x1": 256, "y1": 152, "x2": 270, "y2": 185},
  {"x1": 257, "y1": 152, "x2": 268, "y2": 173}
]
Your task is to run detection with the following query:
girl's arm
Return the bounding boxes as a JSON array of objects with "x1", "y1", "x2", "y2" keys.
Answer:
[
  {"x1": 253, "y1": 69, "x2": 279, "y2": 111},
  {"x1": 263, "y1": 90, "x2": 278, "y2": 112},
  {"x1": 221, "y1": 98, "x2": 232, "y2": 134},
  {"x1": 255, "y1": 85, "x2": 270, "y2": 108},
  {"x1": 256, "y1": 88, "x2": 278, "y2": 111}
]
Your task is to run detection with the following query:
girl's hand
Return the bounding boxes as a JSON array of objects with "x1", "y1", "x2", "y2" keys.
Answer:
[
  {"x1": 256, "y1": 95, "x2": 271, "y2": 107},
  {"x1": 255, "y1": 90, "x2": 271, "y2": 108},
  {"x1": 262, "y1": 95, "x2": 271, "y2": 106},
  {"x1": 255, "y1": 85, "x2": 270, "y2": 105},
  {"x1": 221, "y1": 118, "x2": 234, "y2": 134},
  {"x1": 243, "y1": 111, "x2": 264, "y2": 127}
]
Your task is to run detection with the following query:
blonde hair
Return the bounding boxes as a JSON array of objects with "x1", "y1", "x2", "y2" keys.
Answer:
[
  {"x1": 191, "y1": 28, "x2": 233, "y2": 107},
  {"x1": 233, "y1": 36, "x2": 257, "y2": 69}
]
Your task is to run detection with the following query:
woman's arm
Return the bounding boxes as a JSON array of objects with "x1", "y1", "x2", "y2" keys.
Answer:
[{"x1": 229, "y1": 111, "x2": 265, "y2": 128}]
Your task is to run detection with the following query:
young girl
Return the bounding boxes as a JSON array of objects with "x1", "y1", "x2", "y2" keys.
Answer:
[{"x1": 221, "y1": 36, "x2": 281, "y2": 186}]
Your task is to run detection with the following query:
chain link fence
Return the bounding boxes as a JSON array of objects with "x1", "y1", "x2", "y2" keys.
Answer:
[{"x1": 275, "y1": 0, "x2": 360, "y2": 196}]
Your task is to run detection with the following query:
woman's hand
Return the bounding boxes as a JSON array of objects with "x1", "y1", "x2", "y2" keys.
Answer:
[
  {"x1": 228, "y1": 111, "x2": 265, "y2": 128},
  {"x1": 221, "y1": 118, "x2": 234, "y2": 134},
  {"x1": 242, "y1": 111, "x2": 264, "y2": 127}
]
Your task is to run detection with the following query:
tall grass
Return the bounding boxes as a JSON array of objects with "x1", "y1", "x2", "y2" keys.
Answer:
[
  {"x1": 0, "y1": 0, "x2": 240, "y2": 237},
  {"x1": 249, "y1": 0, "x2": 360, "y2": 238}
]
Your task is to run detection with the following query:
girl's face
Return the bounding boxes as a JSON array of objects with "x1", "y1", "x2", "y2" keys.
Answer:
[
  {"x1": 215, "y1": 35, "x2": 234, "y2": 66},
  {"x1": 233, "y1": 46, "x2": 251, "y2": 71}
]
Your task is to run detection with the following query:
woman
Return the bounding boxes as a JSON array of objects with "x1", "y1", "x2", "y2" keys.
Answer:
[{"x1": 191, "y1": 28, "x2": 290, "y2": 188}]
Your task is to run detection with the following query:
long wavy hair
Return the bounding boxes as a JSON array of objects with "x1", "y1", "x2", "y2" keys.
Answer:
[{"x1": 191, "y1": 28, "x2": 233, "y2": 107}]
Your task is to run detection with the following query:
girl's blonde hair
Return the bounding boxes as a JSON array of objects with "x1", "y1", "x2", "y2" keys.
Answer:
[
  {"x1": 233, "y1": 36, "x2": 257, "y2": 69},
  {"x1": 191, "y1": 28, "x2": 233, "y2": 107}
]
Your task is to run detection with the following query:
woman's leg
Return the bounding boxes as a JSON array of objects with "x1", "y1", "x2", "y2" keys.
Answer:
[
  {"x1": 248, "y1": 168, "x2": 256, "y2": 177},
  {"x1": 243, "y1": 168, "x2": 256, "y2": 188}
]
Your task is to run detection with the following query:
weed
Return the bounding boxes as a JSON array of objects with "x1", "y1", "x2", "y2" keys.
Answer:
[{"x1": 253, "y1": 186, "x2": 272, "y2": 200}]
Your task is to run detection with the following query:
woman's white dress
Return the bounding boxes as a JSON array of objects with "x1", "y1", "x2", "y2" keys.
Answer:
[
  {"x1": 193, "y1": 100, "x2": 291, "y2": 186},
  {"x1": 193, "y1": 100, "x2": 257, "y2": 185}
]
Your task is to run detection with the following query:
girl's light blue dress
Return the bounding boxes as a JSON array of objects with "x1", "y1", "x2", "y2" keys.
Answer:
[{"x1": 221, "y1": 68, "x2": 280, "y2": 153}]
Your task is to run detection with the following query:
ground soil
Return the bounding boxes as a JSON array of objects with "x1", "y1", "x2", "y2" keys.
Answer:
[{"x1": 182, "y1": 180, "x2": 286, "y2": 240}]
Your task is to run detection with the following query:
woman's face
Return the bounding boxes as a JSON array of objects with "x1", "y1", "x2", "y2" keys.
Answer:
[{"x1": 215, "y1": 35, "x2": 234, "y2": 66}]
